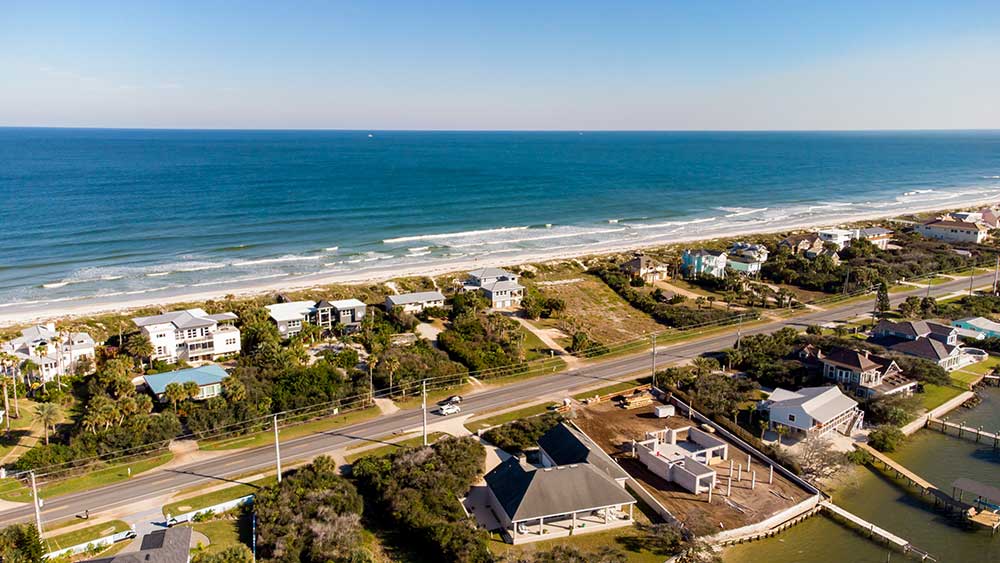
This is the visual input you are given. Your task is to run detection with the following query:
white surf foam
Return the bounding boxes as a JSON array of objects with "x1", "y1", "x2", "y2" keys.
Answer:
[{"x1": 383, "y1": 226, "x2": 529, "y2": 244}]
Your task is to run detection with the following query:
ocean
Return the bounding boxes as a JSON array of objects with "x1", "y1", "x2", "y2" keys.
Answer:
[{"x1": 2, "y1": 128, "x2": 1000, "y2": 314}]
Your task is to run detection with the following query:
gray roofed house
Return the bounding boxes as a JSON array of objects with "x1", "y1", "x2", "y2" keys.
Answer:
[
  {"x1": 857, "y1": 227, "x2": 894, "y2": 249},
  {"x1": 82, "y1": 527, "x2": 191, "y2": 563},
  {"x1": 871, "y1": 319, "x2": 964, "y2": 370},
  {"x1": 385, "y1": 291, "x2": 446, "y2": 313},
  {"x1": 132, "y1": 308, "x2": 241, "y2": 363},
  {"x1": 763, "y1": 385, "x2": 863, "y2": 438},
  {"x1": 820, "y1": 348, "x2": 916, "y2": 398},
  {"x1": 2, "y1": 323, "x2": 97, "y2": 383},
  {"x1": 620, "y1": 252, "x2": 669, "y2": 283},
  {"x1": 464, "y1": 267, "x2": 524, "y2": 309},
  {"x1": 537, "y1": 422, "x2": 629, "y2": 483},
  {"x1": 484, "y1": 458, "x2": 635, "y2": 544}
]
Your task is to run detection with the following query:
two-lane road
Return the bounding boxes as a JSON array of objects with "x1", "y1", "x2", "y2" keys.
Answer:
[{"x1": 0, "y1": 273, "x2": 990, "y2": 527}]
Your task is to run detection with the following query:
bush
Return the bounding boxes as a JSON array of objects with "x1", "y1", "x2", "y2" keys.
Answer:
[{"x1": 868, "y1": 425, "x2": 905, "y2": 453}]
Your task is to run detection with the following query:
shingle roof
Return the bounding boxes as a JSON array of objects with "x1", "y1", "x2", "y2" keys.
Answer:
[
  {"x1": 143, "y1": 365, "x2": 228, "y2": 395},
  {"x1": 82, "y1": 527, "x2": 191, "y2": 563},
  {"x1": 537, "y1": 423, "x2": 629, "y2": 482},
  {"x1": 485, "y1": 458, "x2": 635, "y2": 522},
  {"x1": 889, "y1": 338, "x2": 957, "y2": 361},
  {"x1": 922, "y1": 219, "x2": 988, "y2": 231},
  {"x1": 769, "y1": 386, "x2": 858, "y2": 425},
  {"x1": 822, "y1": 348, "x2": 883, "y2": 372},
  {"x1": 387, "y1": 291, "x2": 445, "y2": 306}
]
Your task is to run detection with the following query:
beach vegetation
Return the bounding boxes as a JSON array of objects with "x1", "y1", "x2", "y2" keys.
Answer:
[{"x1": 438, "y1": 309, "x2": 527, "y2": 375}]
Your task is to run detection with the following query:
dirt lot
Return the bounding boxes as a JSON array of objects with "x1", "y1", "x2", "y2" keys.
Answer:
[
  {"x1": 527, "y1": 268, "x2": 663, "y2": 346},
  {"x1": 571, "y1": 398, "x2": 812, "y2": 536}
]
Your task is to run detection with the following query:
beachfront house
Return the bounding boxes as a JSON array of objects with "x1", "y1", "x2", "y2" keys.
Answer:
[
  {"x1": 761, "y1": 386, "x2": 863, "y2": 439},
  {"x1": 619, "y1": 252, "x2": 669, "y2": 283},
  {"x1": 133, "y1": 309, "x2": 241, "y2": 364},
  {"x1": 952, "y1": 317, "x2": 1000, "y2": 340},
  {"x1": 1, "y1": 323, "x2": 96, "y2": 383},
  {"x1": 143, "y1": 365, "x2": 228, "y2": 403},
  {"x1": 779, "y1": 233, "x2": 823, "y2": 256},
  {"x1": 870, "y1": 319, "x2": 965, "y2": 371},
  {"x1": 916, "y1": 218, "x2": 990, "y2": 244},
  {"x1": 681, "y1": 249, "x2": 728, "y2": 279},
  {"x1": 856, "y1": 227, "x2": 894, "y2": 250},
  {"x1": 464, "y1": 267, "x2": 524, "y2": 309},
  {"x1": 385, "y1": 291, "x2": 446, "y2": 314},
  {"x1": 266, "y1": 299, "x2": 367, "y2": 336},
  {"x1": 726, "y1": 242, "x2": 769, "y2": 275},
  {"x1": 635, "y1": 425, "x2": 728, "y2": 495},
  {"x1": 817, "y1": 229, "x2": 854, "y2": 250},
  {"x1": 819, "y1": 348, "x2": 917, "y2": 398}
]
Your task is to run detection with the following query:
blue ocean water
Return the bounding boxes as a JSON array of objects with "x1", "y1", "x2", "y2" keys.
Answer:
[{"x1": 1, "y1": 128, "x2": 1000, "y2": 312}]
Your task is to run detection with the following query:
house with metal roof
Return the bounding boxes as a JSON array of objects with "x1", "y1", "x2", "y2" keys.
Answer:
[
  {"x1": 133, "y1": 308, "x2": 240, "y2": 363},
  {"x1": 2, "y1": 322, "x2": 96, "y2": 383},
  {"x1": 463, "y1": 268, "x2": 524, "y2": 309},
  {"x1": 143, "y1": 365, "x2": 228, "y2": 402},
  {"x1": 952, "y1": 317, "x2": 1000, "y2": 340},
  {"x1": 266, "y1": 298, "x2": 367, "y2": 336},
  {"x1": 484, "y1": 458, "x2": 636, "y2": 544},
  {"x1": 385, "y1": 291, "x2": 446, "y2": 314},
  {"x1": 856, "y1": 227, "x2": 894, "y2": 249},
  {"x1": 762, "y1": 386, "x2": 863, "y2": 438}
]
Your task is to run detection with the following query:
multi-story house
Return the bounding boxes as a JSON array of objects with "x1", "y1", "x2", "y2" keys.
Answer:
[
  {"x1": 2, "y1": 323, "x2": 96, "y2": 382},
  {"x1": 916, "y1": 218, "x2": 990, "y2": 244},
  {"x1": 856, "y1": 227, "x2": 894, "y2": 250},
  {"x1": 266, "y1": 299, "x2": 367, "y2": 337},
  {"x1": 619, "y1": 252, "x2": 669, "y2": 283},
  {"x1": 386, "y1": 291, "x2": 446, "y2": 314},
  {"x1": 726, "y1": 242, "x2": 769, "y2": 275},
  {"x1": 763, "y1": 386, "x2": 863, "y2": 438},
  {"x1": 819, "y1": 348, "x2": 917, "y2": 398},
  {"x1": 817, "y1": 229, "x2": 855, "y2": 250},
  {"x1": 681, "y1": 249, "x2": 728, "y2": 279},
  {"x1": 464, "y1": 267, "x2": 524, "y2": 309},
  {"x1": 870, "y1": 319, "x2": 965, "y2": 371},
  {"x1": 133, "y1": 308, "x2": 241, "y2": 364}
]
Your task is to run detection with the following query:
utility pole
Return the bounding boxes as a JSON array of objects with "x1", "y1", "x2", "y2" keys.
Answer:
[
  {"x1": 993, "y1": 255, "x2": 1000, "y2": 295},
  {"x1": 30, "y1": 471, "x2": 42, "y2": 535},
  {"x1": 650, "y1": 334, "x2": 657, "y2": 390},
  {"x1": 735, "y1": 315, "x2": 743, "y2": 350},
  {"x1": 272, "y1": 415, "x2": 282, "y2": 483},
  {"x1": 970, "y1": 269, "x2": 976, "y2": 297},
  {"x1": 422, "y1": 380, "x2": 428, "y2": 446}
]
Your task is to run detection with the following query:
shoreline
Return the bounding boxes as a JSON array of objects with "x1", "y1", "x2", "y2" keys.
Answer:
[{"x1": 2, "y1": 194, "x2": 999, "y2": 327}]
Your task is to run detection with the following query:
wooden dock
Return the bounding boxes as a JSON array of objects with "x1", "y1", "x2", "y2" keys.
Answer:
[
  {"x1": 820, "y1": 501, "x2": 936, "y2": 561},
  {"x1": 854, "y1": 443, "x2": 972, "y2": 512},
  {"x1": 925, "y1": 418, "x2": 1000, "y2": 448}
]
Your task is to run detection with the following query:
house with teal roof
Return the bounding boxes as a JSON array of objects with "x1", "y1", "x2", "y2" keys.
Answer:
[{"x1": 143, "y1": 365, "x2": 229, "y2": 402}]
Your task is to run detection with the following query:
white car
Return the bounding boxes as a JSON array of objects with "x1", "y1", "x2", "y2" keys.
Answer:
[{"x1": 439, "y1": 403, "x2": 461, "y2": 416}]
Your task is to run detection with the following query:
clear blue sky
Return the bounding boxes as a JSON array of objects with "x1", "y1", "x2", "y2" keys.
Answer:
[{"x1": 3, "y1": 1, "x2": 999, "y2": 130}]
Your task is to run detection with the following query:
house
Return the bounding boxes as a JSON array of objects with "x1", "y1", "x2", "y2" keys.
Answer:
[
  {"x1": 81, "y1": 527, "x2": 191, "y2": 563},
  {"x1": 635, "y1": 425, "x2": 728, "y2": 495},
  {"x1": 537, "y1": 422, "x2": 630, "y2": 486},
  {"x1": 266, "y1": 299, "x2": 367, "y2": 336},
  {"x1": 819, "y1": 348, "x2": 917, "y2": 398},
  {"x1": 681, "y1": 249, "x2": 728, "y2": 278},
  {"x1": 143, "y1": 365, "x2": 228, "y2": 403},
  {"x1": 762, "y1": 386, "x2": 863, "y2": 438},
  {"x1": 817, "y1": 229, "x2": 854, "y2": 250},
  {"x1": 1, "y1": 323, "x2": 96, "y2": 382},
  {"x1": 870, "y1": 319, "x2": 965, "y2": 370},
  {"x1": 385, "y1": 291, "x2": 446, "y2": 314},
  {"x1": 727, "y1": 242, "x2": 769, "y2": 275},
  {"x1": 484, "y1": 458, "x2": 635, "y2": 544},
  {"x1": 953, "y1": 317, "x2": 1000, "y2": 339},
  {"x1": 133, "y1": 309, "x2": 240, "y2": 364},
  {"x1": 856, "y1": 227, "x2": 894, "y2": 250},
  {"x1": 464, "y1": 267, "x2": 524, "y2": 309},
  {"x1": 915, "y1": 218, "x2": 990, "y2": 244},
  {"x1": 779, "y1": 233, "x2": 824, "y2": 255},
  {"x1": 620, "y1": 252, "x2": 669, "y2": 283}
]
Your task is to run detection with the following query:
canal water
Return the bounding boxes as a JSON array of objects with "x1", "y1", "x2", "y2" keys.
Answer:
[{"x1": 726, "y1": 388, "x2": 1000, "y2": 563}]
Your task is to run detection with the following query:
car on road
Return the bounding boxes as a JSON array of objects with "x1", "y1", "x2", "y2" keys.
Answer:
[
  {"x1": 438, "y1": 403, "x2": 461, "y2": 416},
  {"x1": 438, "y1": 395, "x2": 463, "y2": 406}
]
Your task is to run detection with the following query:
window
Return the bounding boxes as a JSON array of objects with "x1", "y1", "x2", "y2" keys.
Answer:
[{"x1": 788, "y1": 414, "x2": 796, "y2": 422}]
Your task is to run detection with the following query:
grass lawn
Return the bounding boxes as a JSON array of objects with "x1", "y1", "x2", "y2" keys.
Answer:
[
  {"x1": 201, "y1": 406, "x2": 380, "y2": 451},
  {"x1": 487, "y1": 524, "x2": 665, "y2": 563},
  {"x1": 162, "y1": 476, "x2": 276, "y2": 518},
  {"x1": 43, "y1": 520, "x2": 131, "y2": 552},
  {"x1": 344, "y1": 431, "x2": 448, "y2": 464},
  {"x1": 392, "y1": 384, "x2": 473, "y2": 410},
  {"x1": 919, "y1": 384, "x2": 965, "y2": 411},
  {"x1": 522, "y1": 328, "x2": 556, "y2": 361},
  {"x1": 463, "y1": 402, "x2": 557, "y2": 433},
  {"x1": 187, "y1": 514, "x2": 252, "y2": 556},
  {"x1": 957, "y1": 355, "x2": 1000, "y2": 376},
  {"x1": 952, "y1": 370, "x2": 984, "y2": 389},
  {"x1": 0, "y1": 453, "x2": 173, "y2": 503},
  {"x1": 571, "y1": 377, "x2": 650, "y2": 401}
]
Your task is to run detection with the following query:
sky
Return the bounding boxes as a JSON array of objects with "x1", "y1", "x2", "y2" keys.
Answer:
[{"x1": 2, "y1": 1, "x2": 1000, "y2": 130}]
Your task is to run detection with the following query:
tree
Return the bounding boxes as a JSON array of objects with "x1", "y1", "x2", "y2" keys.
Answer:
[
  {"x1": 192, "y1": 545, "x2": 253, "y2": 563},
  {"x1": 34, "y1": 402, "x2": 60, "y2": 445},
  {"x1": 868, "y1": 425, "x2": 905, "y2": 452},
  {"x1": 757, "y1": 419, "x2": 768, "y2": 440},
  {"x1": 875, "y1": 281, "x2": 890, "y2": 318},
  {"x1": 183, "y1": 380, "x2": 201, "y2": 401},
  {"x1": 794, "y1": 435, "x2": 848, "y2": 480},
  {"x1": 690, "y1": 357, "x2": 719, "y2": 377},
  {"x1": 382, "y1": 357, "x2": 400, "y2": 395},
  {"x1": 2, "y1": 373, "x2": 10, "y2": 435},
  {"x1": 920, "y1": 296, "x2": 938, "y2": 317},
  {"x1": 774, "y1": 424, "x2": 789, "y2": 446},
  {"x1": 0, "y1": 522, "x2": 44, "y2": 563},
  {"x1": 222, "y1": 377, "x2": 247, "y2": 403},
  {"x1": 123, "y1": 333, "x2": 154, "y2": 368},
  {"x1": 899, "y1": 295, "x2": 922, "y2": 318},
  {"x1": 805, "y1": 324, "x2": 822, "y2": 335},
  {"x1": 164, "y1": 382, "x2": 187, "y2": 411}
]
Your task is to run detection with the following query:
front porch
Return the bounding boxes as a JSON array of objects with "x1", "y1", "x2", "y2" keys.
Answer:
[{"x1": 504, "y1": 504, "x2": 634, "y2": 545}]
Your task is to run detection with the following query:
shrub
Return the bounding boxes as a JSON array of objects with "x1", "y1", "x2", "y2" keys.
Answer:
[
  {"x1": 868, "y1": 425, "x2": 905, "y2": 453},
  {"x1": 482, "y1": 413, "x2": 562, "y2": 453}
]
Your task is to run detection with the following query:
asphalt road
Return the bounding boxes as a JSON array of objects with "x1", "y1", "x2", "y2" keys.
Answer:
[{"x1": 0, "y1": 273, "x2": 991, "y2": 527}]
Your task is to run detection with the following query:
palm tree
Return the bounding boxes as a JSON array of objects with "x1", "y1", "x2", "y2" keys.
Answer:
[
  {"x1": 123, "y1": 334, "x2": 154, "y2": 370},
  {"x1": 222, "y1": 377, "x2": 247, "y2": 402},
  {"x1": 775, "y1": 424, "x2": 788, "y2": 447},
  {"x1": 51, "y1": 334, "x2": 63, "y2": 389},
  {"x1": 367, "y1": 354, "x2": 379, "y2": 404},
  {"x1": 21, "y1": 359, "x2": 39, "y2": 386},
  {"x1": 1, "y1": 353, "x2": 20, "y2": 418},
  {"x1": 2, "y1": 374, "x2": 10, "y2": 435},
  {"x1": 35, "y1": 402, "x2": 61, "y2": 445},
  {"x1": 758, "y1": 419, "x2": 768, "y2": 440},
  {"x1": 183, "y1": 381, "x2": 201, "y2": 401},
  {"x1": 383, "y1": 357, "x2": 401, "y2": 397},
  {"x1": 164, "y1": 382, "x2": 187, "y2": 411}
]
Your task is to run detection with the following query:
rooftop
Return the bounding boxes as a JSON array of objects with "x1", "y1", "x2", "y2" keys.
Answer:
[
  {"x1": 143, "y1": 365, "x2": 228, "y2": 395},
  {"x1": 768, "y1": 386, "x2": 858, "y2": 425},
  {"x1": 468, "y1": 267, "x2": 515, "y2": 280},
  {"x1": 82, "y1": 527, "x2": 191, "y2": 563},
  {"x1": 265, "y1": 300, "x2": 316, "y2": 322},
  {"x1": 537, "y1": 422, "x2": 629, "y2": 482},
  {"x1": 133, "y1": 308, "x2": 233, "y2": 330},
  {"x1": 387, "y1": 291, "x2": 446, "y2": 305}
]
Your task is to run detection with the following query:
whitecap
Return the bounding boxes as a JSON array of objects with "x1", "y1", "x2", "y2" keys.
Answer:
[{"x1": 383, "y1": 226, "x2": 529, "y2": 244}]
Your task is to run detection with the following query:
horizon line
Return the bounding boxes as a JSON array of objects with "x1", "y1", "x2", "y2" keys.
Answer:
[{"x1": 2, "y1": 125, "x2": 1000, "y2": 134}]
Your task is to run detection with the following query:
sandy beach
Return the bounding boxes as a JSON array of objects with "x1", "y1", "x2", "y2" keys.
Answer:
[{"x1": 2, "y1": 194, "x2": 998, "y2": 328}]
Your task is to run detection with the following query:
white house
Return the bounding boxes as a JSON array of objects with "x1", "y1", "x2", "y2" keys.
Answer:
[
  {"x1": 817, "y1": 229, "x2": 854, "y2": 250},
  {"x1": 464, "y1": 268, "x2": 524, "y2": 309},
  {"x1": 635, "y1": 426, "x2": 728, "y2": 495},
  {"x1": 856, "y1": 227, "x2": 894, "y2": 250},
  {"x1": 133, "y1": 309, "x2": 241, "y2": 364},
  {"x1": 266, "y1": 299, "x2": 367, "y2": 336},
  {"x1": 2, "y1": 323, "x2": 96, "y2": 383},
  {"x1": 762, "y1": 386, "x2": 863, "y2": 438},
  {"x1": 727, "y1": 242, "x2": 769, "y2": 275},
  {"x1": 916, "y1": 218, "x2": 990, "y2": 244},
  {"x1": 385, "y1": 291, "x2": 446, "y2": 314}
]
